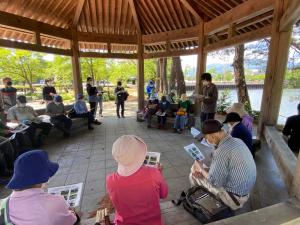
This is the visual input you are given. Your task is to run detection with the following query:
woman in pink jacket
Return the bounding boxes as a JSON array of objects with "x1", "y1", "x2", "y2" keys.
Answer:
[{"x1": 106, "y1": 135, "x2": 168, "y2": 225}]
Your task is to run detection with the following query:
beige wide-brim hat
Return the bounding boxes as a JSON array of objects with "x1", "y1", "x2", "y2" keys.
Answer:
[
  {"x1": 226, "y1": 102, "x2": 246, "y2": 117},
  {"x1": 112, "y1": 135, "x2": 147, "y2": 177}
]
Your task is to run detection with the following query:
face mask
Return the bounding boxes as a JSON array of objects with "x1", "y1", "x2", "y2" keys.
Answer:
[
  {"x1": 18, "y1": 103, "x2": 26, "y2": 107},
  {"x1": 7, "y1": 81, "x2": 12, "y2": 86},
  {"x1": 205, "y1": 138, "x2": 217, "y2": 149}
]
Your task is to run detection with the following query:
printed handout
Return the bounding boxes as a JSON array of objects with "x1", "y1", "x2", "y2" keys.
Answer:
[
  {"x1": 144, "y1": 152, "x2": 161, "y2": 167},
  {"x1": 190, "y1": 127, "x2": 201, "y2": 138},
  {"x1": 7, "y1": 123, "x2": 29, "y2": 133},
  {"x1": 48, "y1": 183, "x2": 83, "y2": 207},
  {"x1": 184, "y1": 143, "x2": 205, "y2": 161}
]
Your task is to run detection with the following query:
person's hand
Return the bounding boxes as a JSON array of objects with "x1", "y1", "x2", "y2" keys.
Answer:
[
  {"x1": 157, "y1": 163, "x2": 163, "y2": 172},
  {"x1": 191, "y1": 160, "x2": 203, "y2": 178},
  {"x1": 50, "y1": 93, "x2": 55, "y2": 96}
]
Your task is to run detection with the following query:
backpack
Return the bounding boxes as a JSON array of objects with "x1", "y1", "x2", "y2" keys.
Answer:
[
  {"x1": 0, "y1": 197, "x2": 14, "y2": 225},
  {"x1": 123, "y1": 92, "x2": 129, "y2": 101},
  {"x1": 172, "y1": 186, "x2": 234, "y2": 224}
]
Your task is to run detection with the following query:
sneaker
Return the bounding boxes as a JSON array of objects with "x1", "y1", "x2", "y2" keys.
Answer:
[
  {"x1": 122, "y1": 115, "x2": 125, "y2": 118},
  {"x1": 173, "y1": 128, "x2": 177, "y2": 133},
  {"x1": 117, "y1": 115, "x2": 121, "y2": 118},
  {"x1": 94, "y1": 120, "x2": 102, "y2": 125},
  {"x1": 147, "y1": 125, "x2": 152, "y2": 129},
  {"x1": 178, "y1": 129, "x2": 183, "y2": 134},
  {"x1": 63, "y1": 132, "x2": 70, "y2": 138}
]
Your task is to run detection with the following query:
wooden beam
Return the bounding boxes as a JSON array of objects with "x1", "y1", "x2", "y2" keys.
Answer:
[
  {"x1": 79, "y1": 51, "x2": 138, "y2": 59},
  {"x1": 0, "y1": 11, "x2": 72, "y2": 40},
  {"x1": 0, "y1": 38, "x2": 72, "y2": 56},
  {"x1": 35, "y1": 32, "x2": 41, "y2": 46},
  {"x1": 143, "y1": 48, "x2": 199, "y2": 59},
  {"x1": 204, "y1": 0, "x2": 274, "y2": 35},
  {"x1": 195, "y1": 19, "x2": 206, "y2": 117},
  {"x1": 258, "y1": 0, "x2": 292, "y2": 136},
  {"x1": 179, "y1": 0, "x2": 202, "y2": 23},
  {"x1": 204, "y1": 25, "x2": 271, "y2": 52},
  {"x1": 280, "y1": 0, "x2": 300, "y2": 32},
  {"x1": 142, "y1": 25, "x2": 201, "y2": 44},
  {"x1": 128, "y1": 0, "x2": 141, "y2": 33},
  {"x1": 77, "y1": 32, "x2": 138, "y2": 44},
  {"x1": 137, "y1": 34, "x2": 144, "y2": 110},
  {"x1": 72, "y1": 0, "x2": 87, "y2": 27},
  {"x1": 71, "y1": 30, "x2": 83, "y2": 97}
]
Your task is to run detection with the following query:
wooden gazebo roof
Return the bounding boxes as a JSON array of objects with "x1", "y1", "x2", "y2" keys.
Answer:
[{"x1": 0, "y1": 0, "x2": 275, "y2": 58}]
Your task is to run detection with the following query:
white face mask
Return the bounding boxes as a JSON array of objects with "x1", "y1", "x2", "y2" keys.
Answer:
[
  {"x1": 18, "y1": 103, "x2": 26, "y2": 107},
  {"x1": 205, "y1": 138, "x2": 217, "y2": 149}
]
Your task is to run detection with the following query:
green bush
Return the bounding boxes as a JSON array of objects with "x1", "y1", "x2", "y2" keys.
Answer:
[
  {"x1": 102, "y1": 93, "x2": 115, "y2": 102},
  {"x1": 217, "y1": 89, "x2": 232, "y2": 113}
]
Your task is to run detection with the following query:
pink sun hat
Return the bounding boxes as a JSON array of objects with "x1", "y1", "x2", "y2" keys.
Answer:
[{"x1": 112, "y1": 135, "x2": 147, "y2": 176}]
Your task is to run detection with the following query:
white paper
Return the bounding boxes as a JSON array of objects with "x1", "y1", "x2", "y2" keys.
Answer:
[
  {"x1": 144, "y1": 152, "x2": 161, "y2": 167},
  {"x1": 7, "y1": 123, "x2": 29, "y2": 133},
  {"x1": 184, "y1": 143, "x2": 205, "y2": 161},
  {"x1": 191, "y1": 127, "x2": 201, "y2": 138},
  {"x1": 155, "y1": 111, "x2": 166, "y2": 117},
  {"x1": 48, "y1": 183, "x2": 83, "y2": 207}
]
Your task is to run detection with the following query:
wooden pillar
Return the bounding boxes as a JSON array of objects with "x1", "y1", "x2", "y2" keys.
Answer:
[
  {"x1": 195, "y1": 19, "x2": 206, "y2": 117},
  {"x1": 258, "y1": 0, "x2": 292, "y2": 136},
  {"x1": 71, "y1": 30, "x2": 83, "y2": 97},
  {"x1": 137, "y1": 34, "x2": 144, "y2": 110}
]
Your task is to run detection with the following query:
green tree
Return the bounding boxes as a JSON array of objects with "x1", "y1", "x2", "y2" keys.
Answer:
[{"x1": 0, "y1": 48, "x2": 46, "y2": 93}]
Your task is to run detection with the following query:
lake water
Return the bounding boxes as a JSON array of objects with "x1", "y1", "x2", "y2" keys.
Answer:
[{"x1": 189, "y1": 88, "x2": 300, "y2": 125}]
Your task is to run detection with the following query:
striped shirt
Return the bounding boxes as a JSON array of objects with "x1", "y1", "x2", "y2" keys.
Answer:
[{"x1": 208, "y1": 135, "x2": 256, "y2": 196}]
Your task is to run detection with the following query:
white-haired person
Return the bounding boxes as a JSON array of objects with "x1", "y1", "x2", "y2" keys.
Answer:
[{"x1": 106, "y1": 135, "x2": 168, "y2": 225}]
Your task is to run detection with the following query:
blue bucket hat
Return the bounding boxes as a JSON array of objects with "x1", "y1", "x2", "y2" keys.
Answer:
[{"x1": 6, "y1": 150, "x2": 59, "y2": 190}]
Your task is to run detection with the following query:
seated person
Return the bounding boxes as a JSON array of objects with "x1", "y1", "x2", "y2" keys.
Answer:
[
  {"x1": 4, "y1": 150, "x2": 79, "y2": 225},
  {"x1": 107, "y1": 135, "x2": 168, "y2": 225},
  {"x1": 282, "y1": 103, "x2": 300, "y2": 153},
  {"x1": 0, "y1": 137, "x2": 15, "y2": 180},
  {"x1": 73, "y1": 94, "x2": 101, "y2": 130},
  {"x1": 223, "y1": 112, "x2": 253, "y2": 156},
  {"x1": 190, "y1": 120, "x2": 256, "y2": 211},
  {"x1": 144, "y1": 94, "x2": 159, "y2": 128},
  {"x1": 46, "y1": 95, "x2": 72, "y2": 137},
  {"x1": 166, "y1": 90, "x2": 176, "y2": 104},
  {"x1": 173, "y1": 94, "x2": 191, "y2": 133},
  {"x1": 227, "y1": 103, "x2": 253, "y2": 133},
  {"x1": 157, "y1": 96, "x2": 170, "y2": 129},
  {"x1": 7, "y1": 96, "x2": 52, "y2": 147}
]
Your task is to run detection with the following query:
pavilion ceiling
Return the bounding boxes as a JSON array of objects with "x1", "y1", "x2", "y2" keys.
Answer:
[{"x1": 0, "y1": 0, "x2": 275, "y2": 58}]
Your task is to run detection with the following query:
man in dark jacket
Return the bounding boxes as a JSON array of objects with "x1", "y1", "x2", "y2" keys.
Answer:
[
  {"x1": 1, "y1": 77, "x2": 17, "y2": 114},
  {"x1": 283, "y1": 103, "x2": 300, "y2": 153},
  {"x1": 223, "y1": 112, "x2": 253, "y2": 155},
  {"x1": 196, "y1": 73, "x2": 218, "y2": 124},
  {"x1": 157, "y1": 96, "x2": 170, "y2": 129},
  {"x1": 114, "y1": 81, "x2": 127, "y2": 118},
  {"x1": 42, "y1": 79, "x2": 57, "y2": 103},
  {"x1": 86, "y1": 77, "x2": 98, "y2": 117}
]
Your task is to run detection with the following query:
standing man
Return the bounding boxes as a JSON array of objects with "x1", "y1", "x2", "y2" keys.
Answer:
[
  {"x1": 114, "y1": 81, "x2": 127, "y2": 118},
  {"x1": 86, "y1": 77, "x2": 98, "y2": 118},
  {"x1": 1, "y1": 77, "x2": 17, "y2": 114},
  {"x1": 196, "y1": 73, "x2": 218, "y2": 124},
  {"x1": 42, "y1": 79, "x2": 57, "y2": 103},
  {"x1": 282, "y1": 103, "x2": 300, "y2": 153}
]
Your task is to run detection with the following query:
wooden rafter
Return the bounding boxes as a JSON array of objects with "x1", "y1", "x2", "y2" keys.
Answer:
[
  {"x1": 79, "y1": 51, "x2": 137, "y2": 59},
  {"x1": 128, "y1": 0, "x2": 141, "y2": 33},
  {"x1": 0, "y1": 11, "x2": 71, "y2": 40},
  {"x1": 204, "y1": 25, "x2": 271, "y2": 52},
  {"x1": 280, "y1": 0, "x2": 300, "y2": 32},
  {"x1": 180, "y1": 0, "x2": 202, "y2": 22},
  {"x1": 143, "y1": 47, "x2": 199, "y2": 59},
  {"x1": 204, "y1": 0, "x2": 274, "y2": 35},
  {"x1": 77, "y1": 32, "x2": 137, "y2": 44},
  {"x1": 72, "y1": 0, "x2": 86, "y2": 27}
]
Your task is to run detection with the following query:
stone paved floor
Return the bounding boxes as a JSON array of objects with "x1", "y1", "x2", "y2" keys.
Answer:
[{"x1": 0, "y1": 101, "x2": 290, "y2": 223}]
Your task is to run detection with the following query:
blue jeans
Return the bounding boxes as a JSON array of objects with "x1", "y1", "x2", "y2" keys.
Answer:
[{"x1": 174, "y1": 115, "x2": 187, "y2": 129}]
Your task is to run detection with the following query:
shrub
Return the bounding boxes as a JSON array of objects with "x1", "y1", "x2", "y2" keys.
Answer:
[
  {"x1": 102, "y1": 93, "x2": 115, "y2": 102},
  {"x1": 217, "y1": 89, "x2": 232, "y2": 113}
]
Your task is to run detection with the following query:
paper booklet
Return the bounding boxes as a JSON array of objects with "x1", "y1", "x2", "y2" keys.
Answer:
[
  {"x1": 48, "y1": 183, "x2": 83, "y2": 207},
  {"x1": 184, "y1": 143, "x2": 205, "y2": 161},
  {"x1": 7, "y1": 123, "x2": 29, "y2": 133},
  {"x1": 190, "y1": 127, "x2": 201, "y2": 138},
  {"x1": 155, "y1": 111, "x2": 166, "y2": 117},
  {"x1": 144, "y1": 152, "x2": 161, "y2": 167}
]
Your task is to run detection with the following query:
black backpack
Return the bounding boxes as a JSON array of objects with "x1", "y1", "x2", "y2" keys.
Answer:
[{"x1": 172, "y1": 186, "x2": 234, "y2": 224}]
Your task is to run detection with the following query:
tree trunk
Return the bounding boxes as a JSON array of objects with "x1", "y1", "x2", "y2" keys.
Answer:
[
  {"x1": 160, "y1": 58, "x2": 168, "y2": 94},
  {"x1": 155, "y1": 59, "x2": 160, "y2": 92},
  {"x1": 172, "y1": 57, "x2": 186, "y2": 96},
  {"x1": 233, "y1": 44, "x2": 251, "y2": 109},
  {"x1": 169, "y1": 60, "x2": 176, "y2": 92}
]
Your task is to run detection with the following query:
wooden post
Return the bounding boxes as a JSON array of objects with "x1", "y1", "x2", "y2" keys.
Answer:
[
  {"x1": 194, "y1": 19, "x2": 206, "y2": 118},
  {"x1": 137, "y1": 34, "x2": 144, "y2": 110},
  {"x1": 71, "y1": 30, "x2": 83, "y2": 97},
  {"x1": 258, "y1": 0, "x2": 292, "y2": 136}
]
